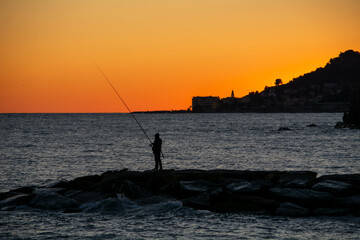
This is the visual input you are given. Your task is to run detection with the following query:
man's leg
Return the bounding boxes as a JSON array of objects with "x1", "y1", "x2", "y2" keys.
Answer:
[
  {"x1": 154, "y1": 153, "x2": 158, "y2": 170},
  {"x1": 158, "y1": 158, "x2": 162, "y2": 170},
  {"x1": 155, "y1": 152, "x2": 161, "y2": 170}
]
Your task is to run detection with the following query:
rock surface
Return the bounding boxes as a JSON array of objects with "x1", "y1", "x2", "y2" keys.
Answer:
[
  {"x1": 335, "y1": 89, "x2": 360, "y2": 129},
  {"x1": 1, "y1": 169, "x2": 359, "y2": 217}
]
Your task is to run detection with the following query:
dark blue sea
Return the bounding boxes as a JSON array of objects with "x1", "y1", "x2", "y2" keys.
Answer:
[{"x1": 1, "y1": 113, "x2": 359, "y2": 239}]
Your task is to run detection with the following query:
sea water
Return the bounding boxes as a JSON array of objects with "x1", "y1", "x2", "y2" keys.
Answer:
[{"x1": 0, "y1": 113, "x2": 359, "y2": 239}]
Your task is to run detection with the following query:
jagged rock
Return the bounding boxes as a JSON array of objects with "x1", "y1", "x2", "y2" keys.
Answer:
[
  {"x1": 226, "y1": 180, "x2": 271, "y2": 194},
  {"x1": 51, "y1": 180, "x2": 70, "y2": 189},
  {"x1": 312, "y1": 180, "x2": 352, "y2": 195},
  {"x1": 64, "y1": 190, "x2": 115, "y2": 203},
  {"x1": 268, "y1": 188, "x2": 333, "y2": 207},
  {"x1": 275, "y1": 202, "x2": 310, "y2": 217},
  {"x1": 29, "y1": 189, "x2": 80, "y2": 210},
  {"x1": 313, "y1": 208, "x2": 349, "y2": 216},
  {"x1": 0, "y1": 186, "x2": 35, "y2": 201},
  {"x1": 177, "y1": 180, "x2": 220, "y2": 198},
  {"x1": 317, "y1": 174, "x2": 360, "y2": 186},
  {"x1": 0, "y1": 191, "x2": 18, "y2": 201},
  {"x1": 278, "y1": 173, "x2": 316, "y2": 188},
  {"x1": 10, "y1": 186, "x2": 35, "y2": 195},
  {"x1": 0, "y1": 194, "x2": 33, "y2": 210},
  {"x1": 159, "y1": 179, "x2": 222, "y2": 200},
  {"x1": 335, "y1": 195, "x2": 360, "y2": 209},
  {"x1": 158, "y1": 181, "x2": 182, "y2": 197},
  {"x1": 65, "y1": 175, "x2": 102, "y2": 191},
  {"x1": 278, "y1": 178, "x2": 311, "y2": 188},
  {"x1": 118, "y1": 180, "x2": 151, "y2": 199}
]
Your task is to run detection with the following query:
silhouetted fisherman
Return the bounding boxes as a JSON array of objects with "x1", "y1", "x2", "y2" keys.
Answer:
[{"x1": 151, "y1": 133, "x2": 162, "y2": 170}]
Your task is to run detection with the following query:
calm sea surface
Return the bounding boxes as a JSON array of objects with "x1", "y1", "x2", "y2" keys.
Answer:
[{"x1": 1, "y1": 113, "x2": 359, "y2": 239}]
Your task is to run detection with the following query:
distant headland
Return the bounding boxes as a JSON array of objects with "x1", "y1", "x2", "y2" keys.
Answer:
[{"x1": 135, "y1": 50, "x2": 360, "y2": 114}]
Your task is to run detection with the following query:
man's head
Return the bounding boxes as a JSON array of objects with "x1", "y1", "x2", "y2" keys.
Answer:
[{"x1": 155, "y1": 133, "x2": 160, "y2": 138}]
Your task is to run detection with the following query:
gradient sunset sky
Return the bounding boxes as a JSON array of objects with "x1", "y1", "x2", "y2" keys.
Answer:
[{"x1": 1, "y1": 0, "x2": 360, "y2": 113}]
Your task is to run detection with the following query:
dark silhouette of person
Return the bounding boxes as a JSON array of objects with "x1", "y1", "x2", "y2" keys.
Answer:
[{"x1": 151, "y1": 133, "x2": 162, "y2": 170}]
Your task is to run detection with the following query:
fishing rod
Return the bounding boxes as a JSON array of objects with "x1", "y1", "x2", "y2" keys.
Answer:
[{"x1": 95, "y1": 64, "x2": 164, "y2": 158}]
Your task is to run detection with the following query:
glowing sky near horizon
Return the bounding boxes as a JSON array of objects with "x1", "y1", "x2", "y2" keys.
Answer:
[{"x1": 1, "y1": 0, "x2": 360, "y2": 113}]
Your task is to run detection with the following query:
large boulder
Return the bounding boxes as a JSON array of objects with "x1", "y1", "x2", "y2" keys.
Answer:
[
  {"x1": 10, "y1": 186, "x2": 35, "y2": 195},
  {"x1": 65, "y1": 175, "x2": 102, "y2": 191},
  {"x1": 335, "y1": 195, "x2": 360, "y2": 210},
  {"x1": 0, "y1": 186, "x2": 35, "y2": 201},
  {"x1": 317, "y1": 174, "x2": 360, "y2": 186},
  {"x1": 158, "y1": 181, "x2": 182, "y2": 197},
  {"x1": 226, "y1": 180, "x2": 272, "y2": 194},
  {"x1": 312, "y1": 180, "x2": 353, "y2": 195},
  {"x1": 29, "y1": 189, "x2": 80, "y2": 210},
  {"x1": 118, "y1": 180, "x2": 151, "y2": 199},
  {"x1": 64, "y1": 189, "x2": 116, "y2": 203},
  {"x1": 268, "y1": 188, "x2": 333, "y2": 207},
  {"x1": 278, "y1": 173, "x2": 316, "y2": 188},
  {"x1": 0, "y1": 194, "x2": 33, "y2": 210}
]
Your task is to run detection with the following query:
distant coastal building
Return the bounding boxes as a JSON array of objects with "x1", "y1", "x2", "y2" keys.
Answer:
[
  {"x1": 192, "y1": 91, "x2": 243, "y2": 112},
  {"x1": 192, "y1": 96, "x2": 220, "y2": 112},
  {"x1": 222, "y1": 90, "x2": 241, "y2": 105}
]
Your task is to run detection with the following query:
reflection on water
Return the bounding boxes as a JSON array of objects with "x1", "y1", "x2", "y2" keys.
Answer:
[
  {"x1": 1, "y1": 113, "x2": 360, "y2": 239},
  {"x1": 1, "y1": 113, "x2": 359, "y2": 191}
]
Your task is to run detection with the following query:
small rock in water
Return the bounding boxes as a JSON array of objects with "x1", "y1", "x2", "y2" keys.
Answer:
[
  {"x1": 278, "y1": 127, "x2": 291, "y2": 131},
  {"x1": 306, "y1": 123, "x2": 317, "y2": 127}
]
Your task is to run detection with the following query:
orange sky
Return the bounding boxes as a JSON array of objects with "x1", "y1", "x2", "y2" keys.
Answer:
[{"x1": 1, "y1": 0, "x2": 360, "y2": 113}]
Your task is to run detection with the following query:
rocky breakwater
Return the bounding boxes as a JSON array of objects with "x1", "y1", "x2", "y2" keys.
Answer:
[{"x1": 1, "y1": 169, "x2": 360, "y2": 217}]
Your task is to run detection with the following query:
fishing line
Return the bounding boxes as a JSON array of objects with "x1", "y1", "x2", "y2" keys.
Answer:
[{"x1": 95, "y1": 64, "x2": 164, "y2": 158}]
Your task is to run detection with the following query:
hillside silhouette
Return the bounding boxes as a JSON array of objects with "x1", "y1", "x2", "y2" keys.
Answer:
[{"x1": 220, "y1": 49, "x2": 360, "y2": 112}]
